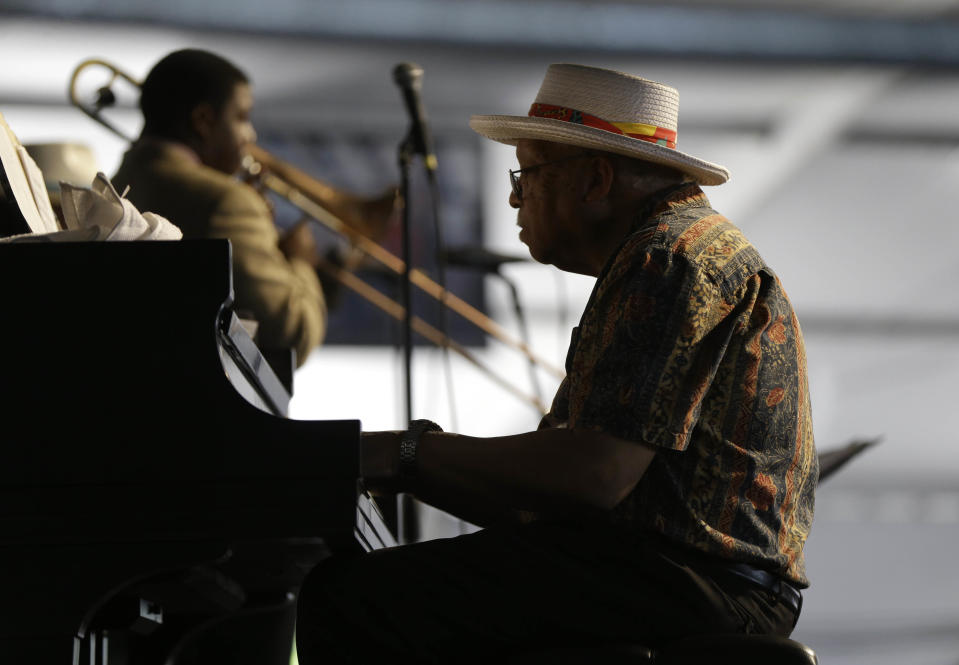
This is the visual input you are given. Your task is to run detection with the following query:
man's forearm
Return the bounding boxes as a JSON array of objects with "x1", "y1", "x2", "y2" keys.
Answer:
[{"x1": 361, "y1": 427, "x2": 656, "y2": 525}]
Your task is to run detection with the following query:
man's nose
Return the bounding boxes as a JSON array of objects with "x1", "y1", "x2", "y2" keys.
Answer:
[{"x1": 508, "y1": 189, "x2": 520, "y2": 209}]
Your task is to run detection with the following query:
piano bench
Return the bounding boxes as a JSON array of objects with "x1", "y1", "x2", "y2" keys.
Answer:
[{"x1": 507, "y1": 634, "x2": 818, "y2": 664}]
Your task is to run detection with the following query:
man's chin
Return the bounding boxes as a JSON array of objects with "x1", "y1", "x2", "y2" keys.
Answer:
[{"x1": 525, "y1": 245, "x2": 550, "y2": 266}]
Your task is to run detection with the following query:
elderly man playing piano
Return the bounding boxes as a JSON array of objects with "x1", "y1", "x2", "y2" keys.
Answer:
[{"x1": 296, "y1": 64, "x2": 818, "y2": 664}]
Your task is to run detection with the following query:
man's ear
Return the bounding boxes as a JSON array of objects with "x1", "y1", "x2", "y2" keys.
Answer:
[
  {"x1": 190, "y1": 102, "x2": 216, "y2": 140},
  {"x1": 583, "y1": 155, "x2": 615, "y2": 202}
]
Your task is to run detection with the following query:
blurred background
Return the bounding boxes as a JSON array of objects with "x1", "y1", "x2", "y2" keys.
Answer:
[{"x1": 2, "y1": 1, "x2": 959, "y2": 663}]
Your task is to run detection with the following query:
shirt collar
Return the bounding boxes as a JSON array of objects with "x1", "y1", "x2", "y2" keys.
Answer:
[{"x1": 632, "y1": 181, "x2": 708, "y2": 233}]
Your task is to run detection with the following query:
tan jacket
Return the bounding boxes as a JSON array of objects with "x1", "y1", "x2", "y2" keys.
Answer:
[{"x1": 113, "y1": 140, "x2": 325, "y2": 365}]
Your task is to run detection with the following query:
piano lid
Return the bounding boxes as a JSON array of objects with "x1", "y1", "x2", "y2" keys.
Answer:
[
  {"x1": 0, "y1": 239, "x2": 361, "y2": 545},
  {"x1": 0, "y1": 238, "x2": 290, "y2": 414},
  {"x1": 0, "y1": 239, "x2": 392, "y2": 665}
]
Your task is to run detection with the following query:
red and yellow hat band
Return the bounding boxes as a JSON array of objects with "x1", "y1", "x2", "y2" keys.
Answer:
[{"x1": 529, "y1": 103, "x2": 677, "y2": 149}]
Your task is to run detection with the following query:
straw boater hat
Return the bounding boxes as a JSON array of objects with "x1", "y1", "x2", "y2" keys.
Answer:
[{"x1": 470, "y1": 64, "x2": 729, "y2": 186}]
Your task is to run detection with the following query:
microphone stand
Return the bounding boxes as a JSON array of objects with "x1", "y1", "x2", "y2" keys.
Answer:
[
  {"x1": 393, "y1": 61, "x2": 444, "y2": 545},
  {"x1": 396, "y1": 136, "x2": 416, "y2": 546},
  {"x1": 397, "y1": 139, "x2": 415, "y2": 428}
]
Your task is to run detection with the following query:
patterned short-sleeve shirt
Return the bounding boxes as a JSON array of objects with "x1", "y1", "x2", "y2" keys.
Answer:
[{"x1": 543, "y1": 183, "x2": 818, "y2": 586}]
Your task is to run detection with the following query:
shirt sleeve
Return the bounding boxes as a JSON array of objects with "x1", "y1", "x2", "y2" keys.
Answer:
[
  {"x1": 209, "y1": 183, "x2": 326, "y2": 366},
  {"x1": 567, "y1": 243, "x2": 737, "y2": 452}
]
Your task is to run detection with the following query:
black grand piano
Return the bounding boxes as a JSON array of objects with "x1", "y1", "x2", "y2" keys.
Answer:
[{"x1": 0, "y1": 239, "x2": 394, "y2": 664}]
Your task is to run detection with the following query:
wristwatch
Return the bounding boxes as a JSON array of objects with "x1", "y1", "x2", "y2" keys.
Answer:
[{"x1": 398, "y1": 419, "x2": 443, "y2": 480}]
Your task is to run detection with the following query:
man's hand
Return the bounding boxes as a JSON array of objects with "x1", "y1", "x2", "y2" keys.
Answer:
[
  {"x1": 347, "y1": 186, "x2": 399, "y2": 243},
  {"x1": 360, "y1": 430, "x2": 403, "y2": 494},
  {"x1": 278, "y1": 220, "x2": 321, "y2": 267}
]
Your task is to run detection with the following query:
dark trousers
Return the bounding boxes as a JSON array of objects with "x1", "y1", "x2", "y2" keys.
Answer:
[{"x1": 295, "y1": 521, "x2": 799, "y2": 665}]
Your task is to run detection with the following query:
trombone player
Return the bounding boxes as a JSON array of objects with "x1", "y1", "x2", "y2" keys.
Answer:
[{"x1": 112, "y1": 48, "x2": 394, "y2": 367}]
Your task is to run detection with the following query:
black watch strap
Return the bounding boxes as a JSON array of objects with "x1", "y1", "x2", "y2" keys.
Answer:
[{"x1": 399, "y1": 419, "x2": 442, "y2": 480}]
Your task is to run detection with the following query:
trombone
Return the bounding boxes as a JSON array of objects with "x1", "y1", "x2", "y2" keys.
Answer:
[{"x1": 68, "y1": 58, "x2": 565, "y2": 414}]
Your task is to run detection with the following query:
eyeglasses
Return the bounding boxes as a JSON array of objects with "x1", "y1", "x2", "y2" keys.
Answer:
[{"x1": 508, "y1": 153, "x2": 591, "y2": 201}]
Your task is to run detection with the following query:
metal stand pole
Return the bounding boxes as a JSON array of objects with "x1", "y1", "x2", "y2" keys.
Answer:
[{"x1": 396, "y1": 138, "x2": 416, "y2": 544}]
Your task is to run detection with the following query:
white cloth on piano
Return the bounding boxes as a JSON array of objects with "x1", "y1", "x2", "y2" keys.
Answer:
[
  {"x1": 1, "y1": 172, "x2": 183, "y2": 243},
  {"x1": 57, "y1": 172, "x2": 183, "y2": 241}
]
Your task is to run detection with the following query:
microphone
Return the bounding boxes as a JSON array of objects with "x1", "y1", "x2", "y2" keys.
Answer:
[
  {"x1": 442, "y1": 246, "x2": 529, "y2": 273},
  {"x1": 392, "y1": 62, "x2": 437, "y2": 172}
]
